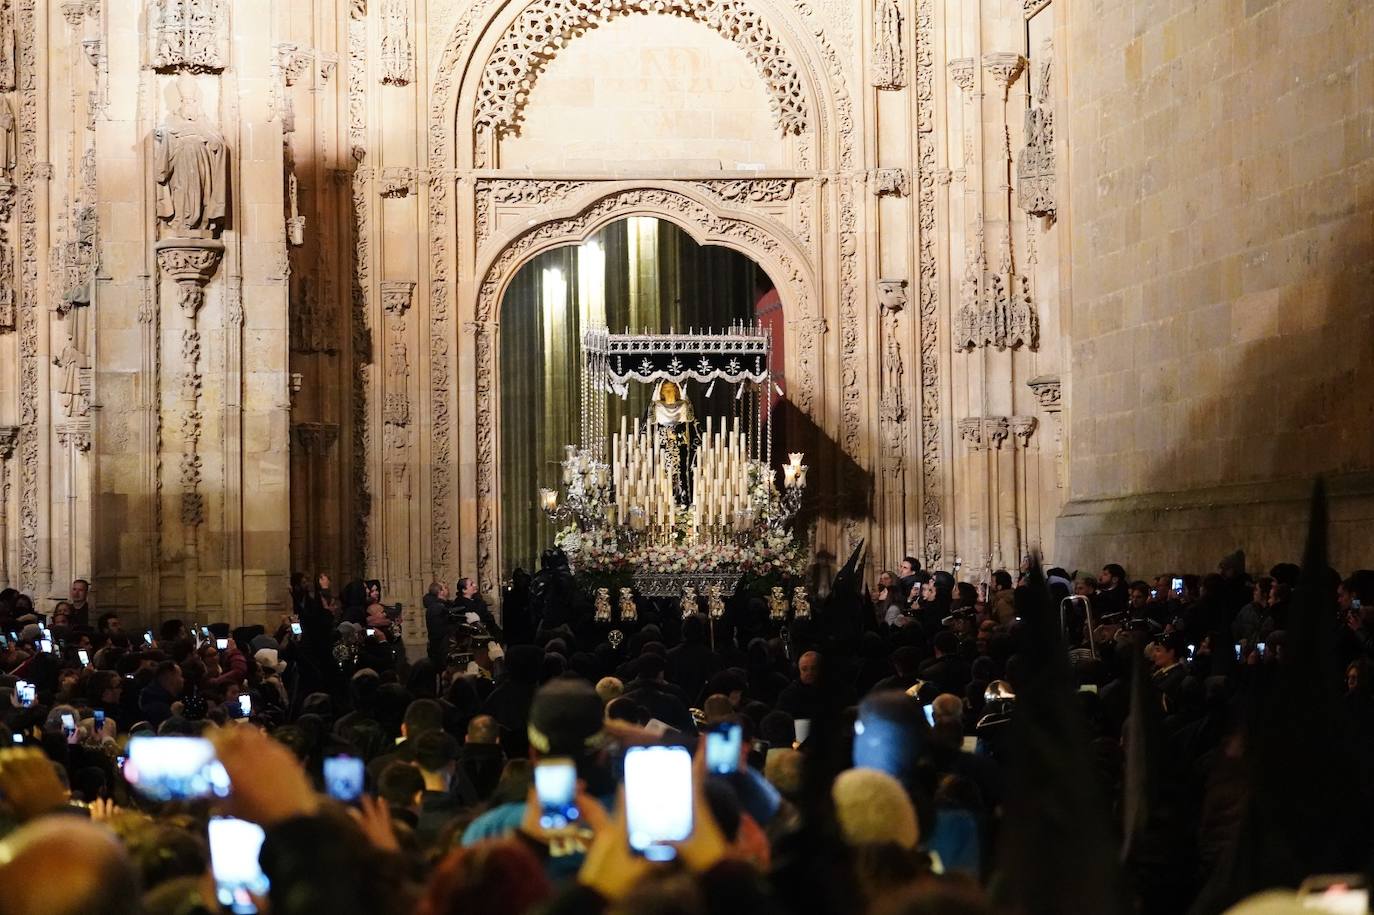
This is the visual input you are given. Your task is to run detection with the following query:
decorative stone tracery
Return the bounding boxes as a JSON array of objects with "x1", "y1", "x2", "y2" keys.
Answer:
[{"x1": 471, "y1": 0, "x2": 812, "y2": 139}]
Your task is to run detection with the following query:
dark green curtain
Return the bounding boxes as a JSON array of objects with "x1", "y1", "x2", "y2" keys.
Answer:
[{"x1": 500, "y1": 218, "x2": 767, "y2": 575}]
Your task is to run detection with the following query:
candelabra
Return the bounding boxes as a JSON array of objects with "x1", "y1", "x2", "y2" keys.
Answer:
[
  {"x1": 773, "y1": 452, "x2": 808, "y2": 531},
  {"x1": 540, "y1": 445, "x2": 611, "y2": 532}
]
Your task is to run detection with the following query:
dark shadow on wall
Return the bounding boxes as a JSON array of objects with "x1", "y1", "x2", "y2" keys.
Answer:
[
  {"x1": 1061, "y1": 185, "x2": 1374, "y2": 575},
  {"x1": 772, "y1": 398, "x2": 874, "y2": 532}
]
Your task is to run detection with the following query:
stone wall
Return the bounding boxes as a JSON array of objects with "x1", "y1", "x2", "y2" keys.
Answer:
[{"x1": 1057, "y1": 0, "x2": 1374, "y2": 574}]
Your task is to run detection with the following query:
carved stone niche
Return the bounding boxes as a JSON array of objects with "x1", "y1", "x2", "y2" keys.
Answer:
[
  {"x1": 155, "y1": 238, "x2": 223, "y2": 318},
  {"x1": 146, "y1": 0, "x2": 228, "y2": 73},
  {"x1": 1018, "y1": 39, "x2": 1056, "y2": 220}
]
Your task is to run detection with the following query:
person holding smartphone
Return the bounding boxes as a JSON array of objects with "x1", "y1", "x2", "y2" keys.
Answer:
[{"x1": 1149, "y1": 633, "x2": 1188, "y2": 709}]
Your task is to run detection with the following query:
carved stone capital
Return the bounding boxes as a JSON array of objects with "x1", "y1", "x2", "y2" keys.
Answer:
[
  {"x1": 958, "y1": 418, "x2": 984, "y2": 451},
  {"x1": 381, "y1": 280, "x2": 414, "y2": 317},
  {"x1": 318, "y1": 53, "x2": 339, "y2": 83},
  {"x1": 1011, "y1": 415, "x2": 1038, "y2": 446},
  {"x1": 1028, "y1": 374, "x2": 1062, "y2": 412},
  {"x1": 982, "y1": 52, "x2": 1026, "y2": 95},
  {"x1": 294, "y1": 421, "x2": 340, "y2": 453},
  {"x1": 155, "y1": 239, "x2": 224, "y2": 318},
  {"x1": 0, "y1": 426, "x2": 17, "y2": 460},
  {"x1": 276, "y1": 43, "x2": 312, "y2": 86},
  {"x1": 869, "y1": 168, "x2": 909, "y2": 198},
  {"x1": 61, "y1": 1, "x2": 85, "y2": 27},
  {"x1": 877, "y1": 279, "x2": 908, "y2": 315},
  {"x1": 948, "y1": 58, "x2": 976, "y2": 95},
  {"x1": 56, "y1": 421, "x2": 92, "y2": 452},
  {"x1": 379, "y1": 167, "x2": 417, "y2": 198},
  {"x1": 985, "y1": 416, "x2": 1011, "y2": 449}
]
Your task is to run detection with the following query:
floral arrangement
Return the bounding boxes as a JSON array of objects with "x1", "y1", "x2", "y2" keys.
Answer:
[
  {"x1": 548, "y1": 443, "x2": 809, "y2": 596},
  {"x1": 558, "y1": 521, "x2": 807, "y2": 594}
]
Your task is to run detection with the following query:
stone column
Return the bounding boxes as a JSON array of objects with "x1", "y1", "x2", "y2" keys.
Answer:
[{"x1": 0, "y1": 426, "x2": 15, "y2": 589}]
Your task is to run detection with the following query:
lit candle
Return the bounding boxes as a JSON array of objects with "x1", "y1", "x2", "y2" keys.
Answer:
[{"x1": 539, "y1": 488, "x2": 558, "y2": 512}]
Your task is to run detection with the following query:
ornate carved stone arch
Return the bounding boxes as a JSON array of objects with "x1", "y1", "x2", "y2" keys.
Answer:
[
  {"x1": 467, "y1": 184, "x2": 821, "y2": 594},
  {"x1": 470, "y1": 0, "x2": 812, "y2": 139}
]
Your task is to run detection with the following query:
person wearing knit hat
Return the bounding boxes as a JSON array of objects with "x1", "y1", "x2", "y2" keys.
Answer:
[
  {"x1": 253, "y1": 648, "x2": 287, "y2": 674},
  {"x1": 832, "y1": 767, "x2": 920, "y2": 849}
]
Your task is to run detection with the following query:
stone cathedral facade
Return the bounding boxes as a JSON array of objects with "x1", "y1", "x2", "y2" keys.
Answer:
[{"x1": 1, "y1": 0, "x2": 1370, "y2": 625}]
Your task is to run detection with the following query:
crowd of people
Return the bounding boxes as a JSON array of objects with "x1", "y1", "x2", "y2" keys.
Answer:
[{"x1": 0, "y1": 494, "x2": 1371, "y2": 915}]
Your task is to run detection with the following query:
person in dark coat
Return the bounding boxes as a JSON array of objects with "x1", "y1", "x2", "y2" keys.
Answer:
[
  {"x1": 918, "y1": 632, "x2": 971, "y2": 697},
  {"x1": 666, "y1": 613, "x2": 719, "y2": 703},
  {"x1": 138, "y1": 660, "x2": 184, "y2": 730},
  {"x1": 621, "y1": 653, "x2": 697, "y2": 734},
  {"x1": 480, "y1": 644, "x2": 542, "y2": 758},
  {"x1": 423, "y1": 581, "x2": 452, "y2": 667}
]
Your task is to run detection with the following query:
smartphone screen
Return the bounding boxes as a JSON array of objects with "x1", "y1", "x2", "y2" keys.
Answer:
[
  {"x1": 216, "y1": 638, "x2": 229, "y2": 650},
  {"x1": 94, "y1": 709, "x2": 105, "y2": 729},
  {"x1": 1234, "y1": 643, "x2": 1243, "y2": 661},
  {"x1": 1187, "y1": 644, "x2": 1196, "y2": 660},
  {"x1": 17, "y1": 682, "x2": 34, "y2": 707},
  {"x1": 705, "y1": 723, "x2": 742, "y2": 775},
  {"x1": 144, "y1": 631, "x2": 154, "y2": 646},
  {"x1": 122, "y1": 736, "x2": 231, "y2": 801},
  {"x1": 238, "y1": 694, "x2": 252, "y2": 717},
  {"x1": 78, "y1": 648, "x2": 90, "y2": 666},
  {"x1": 290, "y1": 622, "x2": 302, "y2": 636},
  {"x1": 624, "y1": 745, "x2": 693, "y2": 861},
  {"x1": 38, "y1": 638, "x2": 52, "y2": 654},
  {"x1": 201, "y1": 626, "x2": 211, "y2": 637},
  {"x1": 10, "y1": 732, "x2": 21, "y2": 744},
  {"x1": 1171, "y1": 577, "x2": 1183, "y2": 594},
  {"x1": 793, "y1": 718, "x2": 812, "y2": 745},
  {"x1": 923, "y1": 704, "x2": 936, "y2": 727},
  {"x1": 209, "y1": 816, "x2": 269, "y2": 915},
  {"x1": 1257, "y1": 641, "x2": 1267, "y2": 657},
  {"x1": 61, "y1": 712, "x2": 75, "y2": 730},
  {"x1": 534, "y1": 757, "x2": 579, "y2": 829},
  {"x1": 366, "y1": 628, "x2": 375, "y2": 637},
  {"x1": 323, "y1": 755, "x2": 365, "y2": 803}
]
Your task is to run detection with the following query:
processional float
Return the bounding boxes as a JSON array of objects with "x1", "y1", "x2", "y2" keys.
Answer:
[{"x1": 539, "y1": 323, "x2": 810, "y2": 602}]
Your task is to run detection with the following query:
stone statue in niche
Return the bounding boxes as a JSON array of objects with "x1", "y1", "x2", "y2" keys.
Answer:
[
  {"x1": 53, "y1": 317, "x2": 90, "y2": 417},
  {"x1": 871, "y1": 0, "x2": 905, "y2": 90},
  {"x1": 153, "y1": 79, "x2": 227, "y2": 239},
  {"x1": 0, "y1": 99, "x2": 15, "y2": 177}
]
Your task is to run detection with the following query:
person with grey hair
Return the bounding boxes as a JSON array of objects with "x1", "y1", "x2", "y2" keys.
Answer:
[{"x1": 0, "y1": 817, "x2": 141, "y2": 915}]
